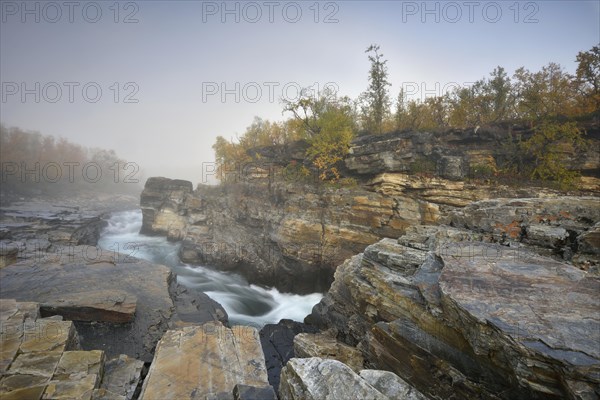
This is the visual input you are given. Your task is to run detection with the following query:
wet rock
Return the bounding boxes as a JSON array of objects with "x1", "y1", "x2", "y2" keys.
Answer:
[
  {"x1": 293, "y1": 333, "x2": 364, "y2": 372},
  {"x1": 0, "y1": 244, "x2": 18, "y2": 268},
  {"x1": 139, "y1": 322, "x2": 269, "y2": 400},
  {"x1": 259, "y1": 319, "x2": 318, "y2": 393},
  {"x1": 278, "y1": 357, "x2": 387, "y2": 400}
]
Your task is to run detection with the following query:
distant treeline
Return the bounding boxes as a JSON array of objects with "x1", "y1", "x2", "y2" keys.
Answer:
[
  {"x1": 0, "y1": 124, "x2": 143, "y2": 196},
  {"x1": 213, "y1": 44, "x2": 599, "y2": 189}
]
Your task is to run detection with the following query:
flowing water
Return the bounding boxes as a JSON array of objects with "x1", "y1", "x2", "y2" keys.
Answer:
[{"x1": 98, "y1": 210, "x2": 323, "y2": 326}]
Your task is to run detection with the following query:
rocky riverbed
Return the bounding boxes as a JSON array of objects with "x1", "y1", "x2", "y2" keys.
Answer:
[{"x1": 1, "y1": 123, "x2": 599, "y2": 399}]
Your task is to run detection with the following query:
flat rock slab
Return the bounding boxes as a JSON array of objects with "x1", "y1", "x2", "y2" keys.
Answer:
[
  {"x1": 140, "y1": 321, "x2": 269, "y2": 400},
  {"x1": 41, "y1": 290, "x2": 137, "y2": 323},
  {"x1": 439, "y1": 242, "x2": 600, "y2": 393},
  {"x1": 0, "y1": 246, "x2": 173, "y2": 361}
]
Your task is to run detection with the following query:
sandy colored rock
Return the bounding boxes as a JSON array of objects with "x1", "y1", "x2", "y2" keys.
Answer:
[
  {"x1": 100, "y1": 354, "x2": 144, "y2": 400},
  {"x1": 139, "y1": 322, "x2": 269, "y2": 400},
  {"x1": 54, "y1": 350, "x2": 104, "y2": 382},
  {"x1": 41, "y1": 290, "x2": 136, "y2": 323}
]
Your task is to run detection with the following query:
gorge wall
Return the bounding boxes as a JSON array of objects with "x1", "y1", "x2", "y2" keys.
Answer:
[{"x1": 140, "y1": 126, "x2": 599, "y2": 293}]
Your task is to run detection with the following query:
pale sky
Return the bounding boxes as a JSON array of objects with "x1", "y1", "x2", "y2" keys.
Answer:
[{"x1": 1, "y1": 1, "x2": 599, "y2": 184}]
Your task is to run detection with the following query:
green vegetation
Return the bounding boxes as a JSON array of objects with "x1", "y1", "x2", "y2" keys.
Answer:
[
  {"x1": 212, "y1": 44, "x2": 599, "y2": 188},
  {"x1": 523, "y1": 122, "x2": 588, "y2": 190}
]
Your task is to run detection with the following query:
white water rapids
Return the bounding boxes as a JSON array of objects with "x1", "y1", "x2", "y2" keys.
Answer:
[{"x1": 97, "y1": 210, "x2": 323, "y2": 326}]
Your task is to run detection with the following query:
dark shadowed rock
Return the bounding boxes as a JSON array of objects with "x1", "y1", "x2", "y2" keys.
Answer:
[
  {"x1": 259, "y1": 319, "x2": 318, "y2": 393},
  {"x1": 232, "y1": 384, "x2": 277, "y2": 400}
]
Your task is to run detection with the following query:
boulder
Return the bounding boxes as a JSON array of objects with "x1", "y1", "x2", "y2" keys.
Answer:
[
  {"x1": 278, "y1": 357, "x2": 387, "y2": 400},
  {"x1": 359, "y1": 370, "x2": 428, "y2": 400},
  {"x1": 100, "y1": 355, "x2": 145, "y2": 400}
]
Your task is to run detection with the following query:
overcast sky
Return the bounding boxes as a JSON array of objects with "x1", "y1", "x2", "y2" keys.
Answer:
[{"x1": 1, "y1": 1, "x2": 599, "y2": 184}]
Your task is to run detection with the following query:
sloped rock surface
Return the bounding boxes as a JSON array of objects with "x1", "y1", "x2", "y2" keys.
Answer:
[
  {"x1": 139, "y1": 321, "x2": 269, "y2": 400},
  {"x1": 293, "y1": 333, "x2": 364, "y2": 372},
  {"x1": 278, "y1": 357, "x2": 388, "y2": 400},
  {"x1": 0, "y1": 247, "x2": 172, "y2": 362},
  {"x1": 309, "y1": 223, "x2": 600, "y2": 399}
]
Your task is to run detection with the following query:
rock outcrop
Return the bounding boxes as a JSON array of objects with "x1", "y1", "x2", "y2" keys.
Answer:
[
  {"x1": 140, "y1": 174, "x2": 536, "y2": 293},
  {"x1": 278, "y1": 357, "x2": 428, "y2": 400},
  {"x1": 259, "y1": 320, "x2": 319, "y2": 393},
  {"x1": 0, "y1": 299, "x2": 145, "y2": 400},
  {"x1": 345, "y1": 127, "x2": 600, "y2": 179},
  {"x1": 293, "y1": 333, "x2": 364, "y2": 372},
  {"x1": 139, "y1": 321, "x2": 274, "y2": 400},
  {"x1": 308, "y1": 217, "x2": 600, "y2": 399},
  {"x1": 0, "y1": 244, "x2": 227, "y2": 362}
]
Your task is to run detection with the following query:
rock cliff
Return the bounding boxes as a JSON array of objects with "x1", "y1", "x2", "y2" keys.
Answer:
[
  {"x1": 307, "y1": 204, "x2": 600, "y2": 399},
  {"x1": 140, "y1": 127, "x2": 599, "y2": 293}
]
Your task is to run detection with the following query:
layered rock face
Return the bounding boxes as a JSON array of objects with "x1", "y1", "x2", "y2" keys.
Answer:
[
  {"x1": 140, "y1": 174, "x2": 535, "y2": 293},
  {"x1": 345, "y1": 127, "x2": 600, "y2": 179},
  {"x1": 139, "y1": 127, "x2": 599, "y2": 293},
  {"x1": 308, "y1": 203, "x2": 600, "y2": 399}
]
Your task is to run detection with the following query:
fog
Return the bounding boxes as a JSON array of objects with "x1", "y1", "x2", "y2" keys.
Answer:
[{"x1": 1, "y1": 1, "x2": 598, "y2": 185}]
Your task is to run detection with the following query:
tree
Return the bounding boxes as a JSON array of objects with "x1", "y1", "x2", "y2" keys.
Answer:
[
  {"x1": 575, "y1": 44, "x2": 600, "y2": 114},
  {"x1": 513, "y1": 63, "x2": 577, "y2": 122},
  {"x1": 488, "y1": 66, "x2": 514, "y2": 122},
  {"x1": 284, "y1": 88, "x2": 356, "y2": 181},
  {"x1": 362, "y1": 44, "x2": 391, "y2": 134},
  {"x1": 394, "y1": 88, "x2": 407, "y2": 130},
  {"x1": 523, "y1": 121, "x2": 587, "y2": 189}
]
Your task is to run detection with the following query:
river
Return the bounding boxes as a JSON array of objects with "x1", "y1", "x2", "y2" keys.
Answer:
[{"x1": 98, "y1": 210, "x2": 323, "y2": 326}]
